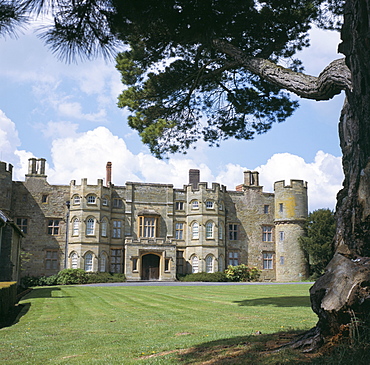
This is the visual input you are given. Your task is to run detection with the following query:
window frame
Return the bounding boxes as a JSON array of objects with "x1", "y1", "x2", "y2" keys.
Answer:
[
  {"x1": 205, "y1": 221, "x2": 214, "y2": 239},
  {"x1": 87, "y1": 194, "x2": 97, "y2": 204},
  {"x1": 112, "y1": 219, "x2": 122, "y2": 238},
  {"x1": 262, "y1": 226, "x2": 273, "y2": 242},
  {"x1": 228, "y1": 251, "x2": 239, "y2": 266},
  {"x1": 206, "y1": 200, "x2": 214, "y2": 209},
  {"x1": 191, "y1": 200, "x2": 199, "y2": 210},
  {"x1": 138, "y1": 216, "x2": 158, "y2": 238},
  {"x1": 263, "y1": 252, "x2": 274, "y2": 270},
  {"x1": 84, "y1": 252, "x2": 93, "y2": 272},
  {"x1": 72, "y1": 218, "x2": 79, "y2": 236},
  {"x1": 175, "y1": 201, "x2": 184, "y2": 210},
  {"x1": 192, "y1": 256, "x2": 199, "y2": 273},
  {"x1": 175, "y1": 222, "x2": 184, "y2": 240},
  {"x1": 206, "y1": 255, "x2": 214, "y2": 273},
  {"x1": 86, "y1": 217, "x2": 95, "y2": 236},
  {"x1": 73, "y1": 195, "x2": 80, "y2": 205},
  {"x1": 16, "y1": 217, "x2": 28, "y2": 234},
  {"x1": 228, "y1": 224, "x2": 238, "y2": 241},
  {"x1": 192, "y1": 222, "x2": 199, "y2": 239},
  {"x1": 45, "y1": 250, "x2": 58, "y2": 270},
  {"x1": 111, "y1": 249, "x2": 122, "y2": 273},
  {"x1": 47, "y1": 219, "x2": 60, "y2": 235}
]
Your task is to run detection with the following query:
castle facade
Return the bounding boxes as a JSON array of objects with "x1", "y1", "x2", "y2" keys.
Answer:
[{"x1": 0, "y1": 158, "x2": 309, "y2": 282}]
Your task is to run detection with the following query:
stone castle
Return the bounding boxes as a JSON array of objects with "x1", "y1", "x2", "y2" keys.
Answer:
[{"x1": 0, "y1": 158, "x2": 309, "y2": 282}]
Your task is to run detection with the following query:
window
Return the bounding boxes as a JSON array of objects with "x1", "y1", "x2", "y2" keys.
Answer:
[
  {"x1": 219, "y1": 223, "x2": 224, "y2": 240},
  {"x1": 132, "y1": 257, "x2": 138, "y2": 271},
  {"x1": 219, "y1": 201, "x2": 224, "y2": 211},
  {"x1": 176, "y1": 251, "x2": 185, "y2": 275},
  {"x1": 262, "y1": 226, "x2": 273, "y2": 242},
  {"x1": 175, "y1": 201, "x2": 184, "y2": 210},
  {"x1": 206, "y1": 221, "x2": 213, "y2": 239},
  {"x1": 112, "y1": 220, "x2": 122, "y2": 238},
  {"x1": 42, "y1": 194, "x2": 48, "y2": 203},
  {"x1": 139, "y1": 216, "x2": 158, "y2": 238},
  {"x1": 71, "y1": 252, "x2": 78, "y2": 269},
  {"x1": 192, "y1": 222, "x2": 199, "y2": 239},
  {"x1": 229, "y1": 224, "x2": 238, "y2": 240},
  {"x1": 48, "y1": 219, "x2": 60, "y2": 235},
  {"x1": 100, "y1": 253, "x2": 107, "y2": 272},
  {"x1": 264, "y1": 205, "x2": 269, "y2": 214},
  {"x1": 16, "y1": 218, "x2": 28, "y2": 234},
  {"x1": 191, "y1": 200, "x2": 199, "y2": 209},
  {"x1": 175, "y1": 223, "x2": 184, "y2": 239},
  {"x1": 280, "y1": 256, "x2": 285, "y2": 265},
  {"x1": 263, "y1": 252, "x2": 274, "y2": 269},
  {"x1": 86, "y1": 218, "x2": 95, "y2": 235},
  {"x1": 72, "y1": 218, "x2": 79, "y2": 236},
  {"x1": 164, "y1": 258, "x2": 170, "y2": 272},
  {"x1": 87, "y1": 195, "x2": 96, "y2": 204},
  {"x1": 45, "y1": 250, "x2": 58, "y2": 270},
  {"x1": 206, "y1": 256, "x2": 214, "y2": 273},
  {"x1": 101, "y1": 219, "x2": 108, "y2": 237},
  {"x1": 102, "y1": 196, "x2": 108, "y2": 206},
  {"x1": 279, "y1": 231, "x2": 285, "y2": 242},
  {"x1": 218, "y1": 255, "x2": 225, "y2": 272},
  {"x1": 111, "y1": 249, "x2": 122, "y2": 273},
  {"x1": 113, "y1": 198, "x2": 123, "y2": 208},
  {"x1": 73, "y1": 195, "x2": 80, "y2": 205},
  {"x1": 279, "y1": 203, "x2": 283, "y2": 213},
  {"x1": 206, "y1": 201, "x2": 214, "y2": 209},
  {"x1": 228, "y1": 252, "x2": 239, "y2": 266},
  {"x1": 192, "y1": 256, "x2": 199, "y2": 273},
  {"x1": 84, "y1": 253, "x2": 93, "y2": 271}
]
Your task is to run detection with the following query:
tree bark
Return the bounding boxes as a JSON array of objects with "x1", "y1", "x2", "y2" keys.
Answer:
[{"x1": 308, "y1": 0, "x2": 370, "y2": 349}]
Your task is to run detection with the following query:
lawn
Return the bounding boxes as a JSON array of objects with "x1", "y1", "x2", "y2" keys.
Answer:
[{"x1": 1, "y1": 284, "x2": 317, "y2": 364}]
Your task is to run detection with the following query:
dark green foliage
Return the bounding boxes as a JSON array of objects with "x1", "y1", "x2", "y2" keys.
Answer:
[
  {"x1": 86, "y1": 272, "x2": 126, "y2": 284},
  {"x1": 179, "y1": 272, "x2": 228, "y2": 282},
  {"x1": 299, "y1": 209, "x2": 336, "y2": 279},
  {"x1": 225, "y1": 264, "x2": 261, "y2": 282},
  {"x1": 19, "y1": 275, "x2": 41, "y2": 289},
  {"x1": 55, "y1": 269, "x2": 88, "y2": 285},
  {"x1": 38, "y1": 274, "x2": 58, "y2": 286}
]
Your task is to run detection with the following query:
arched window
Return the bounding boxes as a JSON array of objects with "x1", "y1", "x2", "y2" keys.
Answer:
[
  {"x1": 73, "y1": 195, "x2": 80, "y2": 205},
  {"x1": 192, "y1": 222, "x2": 199, "y2": 239},
  {"x1": 206, "y1": 221, "x2": 213, "y2": 239},
  {"x1": 101, "y1": 219, "x2": 108, "y2": 237},
  {"x1": 71, "y1": 252, "x2": 78, "y2": 269},
  {"x1": 84, "y1": 253, "x2": 93, "y2": 271},
  {"x1": 206, "y1": 255, "x2": 214, "y2": 273},
  {"x1": 218, "y1": 255, "x2": 224, "y2": 272},
  {"x1": 87, "y1": 194, "x2": 96, "y2": 204},
  {"x1": 72, "y1": 218, "x2": 79, "y2": 236},
  {"x1": 100, "y1": 252, "x2": 107, "y2": 272},
  {"x1": 86, "y1": 218, "x2": 95, "y2": 235},
  {"x1": 192, "y1": 256, "x2": 199, "y2": 273}
]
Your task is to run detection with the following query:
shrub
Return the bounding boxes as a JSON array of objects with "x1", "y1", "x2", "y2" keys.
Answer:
[
  {"x1": 86, "y1": 272, "x2": 126, "y2": 284},
  {"x1": 20, "y1": 275, "x2": 41, "y2": 289},
  {"x1": 38, "y1": 275, "x2": 58, "y2": 286},
  {"x1": 56, "y1": 269, "x2": 88, "y2": 285},
  {"x1": 180, "y1": 272, "x2": 228, "y2": 282},
  {"x1": 225, "y1": 264, "x2": 261, "y2": 282}
]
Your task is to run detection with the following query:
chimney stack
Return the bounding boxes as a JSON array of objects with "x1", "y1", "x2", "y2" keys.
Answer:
[
  {"x1": 189, "y1": 169, "x2": 200, "y2": 189},
  {"x1": 106, "y1": 162, "x2": 112, "y2": 186}
]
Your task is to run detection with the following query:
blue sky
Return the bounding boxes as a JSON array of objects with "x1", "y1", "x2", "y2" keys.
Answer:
[{"x1": 0, "y1": 24, "x2": 344, "y2": 211}]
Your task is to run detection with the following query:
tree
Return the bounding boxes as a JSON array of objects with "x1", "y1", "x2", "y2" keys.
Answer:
[
  {"x1": 299, "y1": 209, "x2": 335, "y2": 279},
  {"x1": 2, "y1": 0, "x2": 370, "y2": 351}
]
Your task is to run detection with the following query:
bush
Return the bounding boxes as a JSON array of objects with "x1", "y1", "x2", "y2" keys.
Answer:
[
  {"x1": 86, "y1": 272, "x2": 126, "y2": 284},
  {"x1": 225, "y1": 264, "x2": 261, "y2": 282},
  {"x1": 20, "y1": 275, "x2": 41, "y2": 289},
  {"x1": 38, "y1": 275, "x2": 58, "y2": 286},
  {"x1": 56, "y1": 269, "x2": 88, "y2": 285},
  {"x1": 179, "y1": 272, "x2": 228, "y2": 282}
]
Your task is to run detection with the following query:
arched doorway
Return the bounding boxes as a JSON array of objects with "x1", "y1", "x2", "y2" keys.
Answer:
[{"x1": 141, "y1": 254, "x2": 160, "y2": 280}]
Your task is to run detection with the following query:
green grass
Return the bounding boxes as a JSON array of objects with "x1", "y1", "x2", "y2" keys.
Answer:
[{"x1": 1, "y1": 284, "x2": 317, "y2": 364}]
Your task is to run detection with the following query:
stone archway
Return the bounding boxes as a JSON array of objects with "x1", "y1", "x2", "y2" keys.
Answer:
[{"x1": 141, "y1": 254, "x2": 160, "y2": 280}]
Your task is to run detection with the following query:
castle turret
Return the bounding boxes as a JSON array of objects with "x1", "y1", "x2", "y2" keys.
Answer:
[{"x1": 274, "y1": 180, "x2": 308, "y2": 282}]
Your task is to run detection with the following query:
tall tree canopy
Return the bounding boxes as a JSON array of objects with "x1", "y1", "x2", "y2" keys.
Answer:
[{"x1": 2, "y1": 0, "x2": 370, "y2": 352}]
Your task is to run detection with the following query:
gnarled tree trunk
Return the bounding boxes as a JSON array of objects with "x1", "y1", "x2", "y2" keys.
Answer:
[{"x1": 308, "y1": 0, "x2": 370, "y2": 350}]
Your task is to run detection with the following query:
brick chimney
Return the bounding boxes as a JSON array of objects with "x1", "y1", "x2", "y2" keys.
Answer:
[{"x1": 106, "y1": 162, "x2": 112, "y2": 186}]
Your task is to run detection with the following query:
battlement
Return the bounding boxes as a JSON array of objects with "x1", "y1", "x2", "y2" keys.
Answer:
[{"x1": 274, "y1": 179, "x2": 308, "y2": 191}]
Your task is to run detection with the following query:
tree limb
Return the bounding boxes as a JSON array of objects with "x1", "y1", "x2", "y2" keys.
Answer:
[{"x1": 213, "y1": 39, "x2": 352, "y2": 100}]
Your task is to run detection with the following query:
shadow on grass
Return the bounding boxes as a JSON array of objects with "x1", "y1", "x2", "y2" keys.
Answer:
[
  {"x1": 234, "y1": 296, "x2": 311, "y2": 307},
  {"x1": 0, "y1": 302, "x2": 31, "y2": 329},
  {"x1": 175, "y1": 330, "x2": 314, "y2": 365},
  {"x1": 23, "y1": 287, "x2": 71, "y2": 299}
]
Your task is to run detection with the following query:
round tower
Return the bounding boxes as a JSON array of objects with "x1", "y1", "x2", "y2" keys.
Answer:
[{"x1": 274, "y1": 179, "x2": 309, "y2": 282}]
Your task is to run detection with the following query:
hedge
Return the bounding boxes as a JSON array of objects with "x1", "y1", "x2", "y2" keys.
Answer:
[{"x1": 0, "y1": 282, "x2": 17, "y2": 324}]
